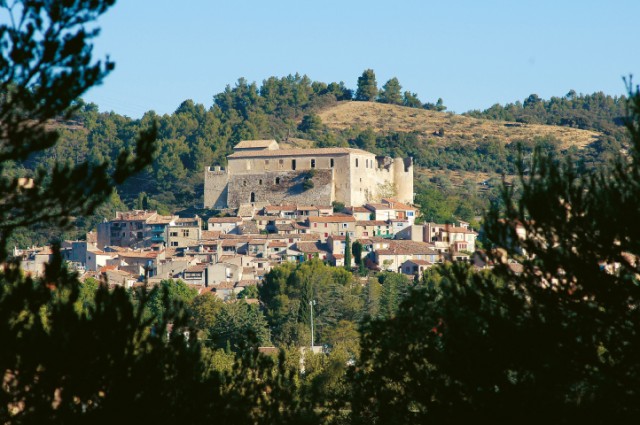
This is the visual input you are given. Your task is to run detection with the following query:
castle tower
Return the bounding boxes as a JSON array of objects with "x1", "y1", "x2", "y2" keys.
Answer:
[{"x1": 393, "y1": 157, "x2": 414, "y2": 204}]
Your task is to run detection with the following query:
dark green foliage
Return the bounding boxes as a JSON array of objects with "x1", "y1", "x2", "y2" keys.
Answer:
[
  {"x1": 0, "y1": 3, "x2": 321, "y2": 423},
  {"x1": 0, "y1": 0, "x2": 156, "y2": 258},
  {"x1": 402, "y1": 91, "x2": 422, "y2": 108},
  {"x1": 465, "y1": 90, "x2": 628, "y2": 142},
  {"x1": 351, "y1": 83, "x2": 640, "y2": 424},
  {"x1": 355, "y1": 69, "x2": 378, "y2": 101},
  {"x1": 344, "y1": 233, "x2": 352, "y2": 270},
  {"x1": 206, "y1": 300, "x2": 272, "y2": 350},
  {"x1": 378, "y1": 77, "x2": 402, "y2": 105},
  {"x1": 259, "y1": 261, "x2": 362, "y2": 347},
  {"x1": 423, "y1": 97, "x2": 446, "y2": 111},
  {"x1": 298, "y1": 113, "x2": 324, "y2": 132},
  {"x1": 352, "y1": 241, "x2": 363, "y2": 266}
]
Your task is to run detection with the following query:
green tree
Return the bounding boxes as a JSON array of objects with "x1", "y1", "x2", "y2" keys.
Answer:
[
  {"x1": 403, "y1": 91, "x2": 422, "y2": 108},
  {"x1": 351, "y1": 82, "x2": 640, "y2": 424},
  {"x1": 352, "y1": 240, "x2": 363, "y2": 266},
  {"x1": 344, "y1": 232, "x2": 352, "y2": 270},
  {"x1": 207, "y1": 301, "x2": 271, "y2": 350},
  {"x1": 355, "y1": 69, "x2": 378, "y2": 101},
  {"x1": 378, "y1": 77, "x2": 402, "y2": 105}
]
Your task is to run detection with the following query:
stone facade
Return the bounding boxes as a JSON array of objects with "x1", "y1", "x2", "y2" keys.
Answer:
[{"x1": 204, "y1": 140, "x2": 413, "y2": 208}]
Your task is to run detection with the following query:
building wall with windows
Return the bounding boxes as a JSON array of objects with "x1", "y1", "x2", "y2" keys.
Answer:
[{"x1": 204, "y1": 140, "x2": 413, "y2": 208}]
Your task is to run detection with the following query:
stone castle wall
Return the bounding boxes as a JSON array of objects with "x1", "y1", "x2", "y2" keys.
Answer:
[{"x1": 226, "y1": 169, "x2": 334, "y2": 208}]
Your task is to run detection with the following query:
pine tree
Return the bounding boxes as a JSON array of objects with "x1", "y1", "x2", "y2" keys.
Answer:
[
  {"x1": 355, "y1": 69, "x2": 378, "y2": 101},
  {"x1": 378, "y1": 77, "x2": 403, "y2": 105},
  {"x1": 344, "y1": 232, "x2": 352, "y2": 270}
]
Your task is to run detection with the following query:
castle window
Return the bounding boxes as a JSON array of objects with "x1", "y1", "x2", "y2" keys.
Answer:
[
  {"x1": 292, "y1": 159, "x2": 296, "y2": 170},
  {"x1": 366, "y1": 159, "x2": 368, "y2": 168},
  {"x1": 250, "y1": 192, "x2": 256, "y2": 203},
  {"x1": 243, "y1": 180, "x2": 247, "y2": 187},
  {"x1": 275, "y1": 177, "x2": 281, "y2": 184},
  {"x1": 311, "y1": 159, "x2": 316, "y2": 168},
  {"x1": 259, "y1": 179, "x2": 262, "y2": 185},
  {"x1": 330, "y1": 158, "x2": 334, "y2": 168},
  {"x1": 355, "y1": 158, "x2": 359, "y2": 167}
]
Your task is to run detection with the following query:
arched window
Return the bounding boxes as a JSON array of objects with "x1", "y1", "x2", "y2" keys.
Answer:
[
  {"x1": 275, "y1": 177, "x2": 281, "y2": 184},
  {"x1": 250, "y1": 192, "x2": 255, "y2": 203},
  {"x1": 259, "y1": 179, "x2": 263, "y2": 185}
]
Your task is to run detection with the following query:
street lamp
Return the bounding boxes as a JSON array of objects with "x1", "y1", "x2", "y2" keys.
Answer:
[{"x1": 309, "y1": 299, "x2": 316, "y2": 348}]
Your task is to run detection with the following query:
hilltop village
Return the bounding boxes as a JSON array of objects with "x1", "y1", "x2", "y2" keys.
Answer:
[{"x1": 14, "y1": 140, "x2": 478, "y2": 296}]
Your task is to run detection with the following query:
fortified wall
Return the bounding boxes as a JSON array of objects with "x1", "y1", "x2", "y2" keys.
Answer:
[{"x1": 204, "y1": 140, "x2": 413, "y2": 209}]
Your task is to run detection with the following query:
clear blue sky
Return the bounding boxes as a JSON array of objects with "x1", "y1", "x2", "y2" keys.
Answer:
[{"x1": 84, "y1": 0, "x2": 640, "y2": 118}]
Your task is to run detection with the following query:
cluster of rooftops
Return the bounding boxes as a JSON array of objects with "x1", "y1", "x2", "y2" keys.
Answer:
[{"x1": 13, "y1": 198, "x2": 479, "y2": 300}]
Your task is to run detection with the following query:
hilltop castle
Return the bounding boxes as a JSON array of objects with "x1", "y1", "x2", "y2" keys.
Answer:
[{"x1": 204, "y1": 140, "x2": 413, "y2": 209}]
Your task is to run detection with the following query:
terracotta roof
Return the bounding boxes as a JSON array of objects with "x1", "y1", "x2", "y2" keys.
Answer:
[
  {"x1": 214, "y1": 281, "x2": 235, "y2": 290},
  {"x1": 114, "y1": 210, "x2": 157, "y2": 221},
  {"x1": 221, "y1": 240, "x2": 242, "y2": 247},
  {"x1": 345, "y1": 206, "x2": 370, "y2": 213},
  {"x1": 208, "y1": 216, "x2": 242, "y2": 223},
  {"x1": 185, "y1": 264, "x2": 207, "y2": 273},
  {"x1": 381, "y1": 198, "x2": 417, "y2": 211},
  {"x1": 365, "y1": 203, "x2": 393, "y2": 210},
  {"x1": 268, "y1": 241, "x2": 288, "y2": 248},
  {"x1": 228, "y1": 147, "x2": 372, "y2": 159},
  {"x1": 356, "y1": 220, "x2": 388, "y2": 226},
  {"x1": 404, "y1": 259, "x2": 433, "y2": 266},
  {"x1": 264, "y1": 205, "x2": 296, "y2": 212},
  {"x1": 442, "y1": 226, "x2": 478, "y2": 235},
  {"x1": 201, "y1": 230, "x2": 221, "y2": 240},
  {"x1": 308, "y1": 216, "x2": 356, "y2": 223},
  {"x1": 119, "y1": 251, "x2": 160, "y2": 259},
  {"x1": 293, "y1": 242, "x2": 329, "y2": 254},
  {"x1": 234, "y1": 139, "x2": 277, "y2": 149}
]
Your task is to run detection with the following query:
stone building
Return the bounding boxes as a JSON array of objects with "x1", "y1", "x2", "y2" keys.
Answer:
[{"x1": 204, "y1": 140, "x2": 413, "y2": 209}]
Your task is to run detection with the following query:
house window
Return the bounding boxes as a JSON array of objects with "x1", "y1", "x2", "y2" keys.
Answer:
[
  {"x1": 292, "y1": 159, "x2": 296, "y2": 170},
  {"x1": 324, "y1": 223, "x2": 328, "y2": 228},
  {"x1": 170, "y1": 241, "x2": 178, "y2": 247},
  {"x1": 311, "y1": 159, "x2": 316, "y2": 168},
  {"x1": 330, "y1": 158, "x2": 334, "y2": 168},
  {"x1": 182, "y1": 229, "x2": 189, "y2": 237},
  {"x1": 170, "y1": 232, "x2": 178, "y2": 237}
]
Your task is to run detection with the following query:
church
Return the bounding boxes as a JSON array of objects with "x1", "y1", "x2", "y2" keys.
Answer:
[{"x1": 204, "y1": 140, "x2": 413, "y2": 208}]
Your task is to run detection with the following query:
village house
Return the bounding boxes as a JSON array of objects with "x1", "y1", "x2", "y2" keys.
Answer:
[
  {"x1": 207, "y1": 216, "x2": 242, "y2": 233},
  {"x1": 307, "y1": 215, "x2": 356, "y2": 240}
]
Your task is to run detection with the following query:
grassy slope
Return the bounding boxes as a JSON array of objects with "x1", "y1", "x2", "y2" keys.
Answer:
[{"x1": 317, "y1": 101, "x2": 601, "y2": 149}]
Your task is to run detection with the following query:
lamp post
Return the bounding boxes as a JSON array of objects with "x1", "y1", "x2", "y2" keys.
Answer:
[{"x1": 309, "y1": 299, "x2": 316, "y2": 348}]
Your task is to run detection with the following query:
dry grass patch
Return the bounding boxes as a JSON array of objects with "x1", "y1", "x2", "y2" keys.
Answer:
[{"x1": 318, "y1": 102, "x2": 601, "y2": 149}]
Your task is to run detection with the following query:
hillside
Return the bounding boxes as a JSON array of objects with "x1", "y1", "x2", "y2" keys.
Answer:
[{"x1": 317, "y1": 101, "x2": 601, "y2": 149}]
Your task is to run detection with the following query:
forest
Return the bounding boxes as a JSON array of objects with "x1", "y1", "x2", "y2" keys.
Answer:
[{"x1": 3, "y1": 1, "x2": 640, "y2": 424}]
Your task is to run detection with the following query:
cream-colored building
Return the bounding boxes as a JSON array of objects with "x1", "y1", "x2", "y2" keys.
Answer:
[{"x1": 204, "y1": 140, "x2": 413, "y2": 208}]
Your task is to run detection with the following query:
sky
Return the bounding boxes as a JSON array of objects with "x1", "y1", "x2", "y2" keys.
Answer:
[{"x1": 83, "y1": 0, "x2": 640, "y2": 118}]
